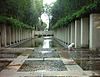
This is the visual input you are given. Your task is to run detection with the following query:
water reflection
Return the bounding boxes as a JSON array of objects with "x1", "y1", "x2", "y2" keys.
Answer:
[
  {"x1": 41, "y1": 37, "x2": 52, "y2": 54},
  {"x1": 43, "y1": 39, "x2": 52, "y2": 48}
]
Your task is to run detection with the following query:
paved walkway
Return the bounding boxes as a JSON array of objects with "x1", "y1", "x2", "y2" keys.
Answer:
[{"x1": 0, "y1": 48, "x2": 100, "y2": 77}]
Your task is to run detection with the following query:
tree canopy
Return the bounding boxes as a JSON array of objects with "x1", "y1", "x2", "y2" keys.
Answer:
[
  {"x1": 50, "y1": 0, "x2": 100, "y2": 29},
  {"x1": 0, "y1": 0, "x2": 43, "y2": 28}
]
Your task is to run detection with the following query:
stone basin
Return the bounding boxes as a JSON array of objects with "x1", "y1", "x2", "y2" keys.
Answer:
[{"x1": 18, "y1": 60, "x2": 67, "y2": 71}]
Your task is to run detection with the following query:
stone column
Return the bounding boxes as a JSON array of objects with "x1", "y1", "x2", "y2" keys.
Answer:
[
  {"x1": 29, "y1": 30, "x2": 31, "y2": 38},
  {"x1": 1, "y1": 24, "x2": 7, "y2": 47},
  {"x1": 56, "y1": 30, "x2": 58, "y2": 39},
  {"x1": 64, "y1": 27, "x2": 66, "y2": 43},
  {"x1": 18, "y1": 29, "x2": 20, "y2": 42},
  {"x1": 20, "y1": 28, "x2": 22, "y2": 41},
  {"x1": 28, "y1": 30, "x2": 30, "y2": 39},
  {"x1": 24, "y1": 30, "x2": 26, "y2": 39},
  {"x1": 67, "y1": 26, "x2": 70, "y2": 44},
  {"x1": 57, "y1": 29, "x2": 58, "y2": 39},
  {"x1": 58, "y1": 29, "x2": 60, "y2": 40},
  {"x1": 75, "y1": 20, "x2": 81, "y2": 48},
  {"x1": 27, "y1": 30, "x2": 28, "y2": 39},
  {"x1": 64, "y1": 28, "x2": 66, "y2": 43},
  {"x1": 13, "y1": 28, "x2": 16, "y2": 43},
  {"x1": 89, "y1": 14, "x2": 100, "y2": 50},
  {"x1": 67, "y1": 26, "x2": 69, "y2": 43},
  {"x1": 56, "y1": 29, "x2": 58, "y2": 39},
  {"x1": 0, "y1": 26, "x2": 1, "y2": 47},
  {"x1": 7, "y1": 26, "x2": 11, "y2": 45},
  {"x1": 71, "y1": 22, "x2": 75, "y2": 43},
  {"x1": 32, "y1": 30, "x2": 34, "y2": 38},
  {"x1": 22, "y1": 29, "x2": 24, "y2": 40},
  {"x1": 30, "y1": 30, "x2": 32, "y2": 38},
  {"x1": 55, "y1": 29, "x2": 57, "y2": 38},
  {"x1": 65, "y1": 27, "x2": 68, "y2": 43},
  {"x1": 59, "y1": 29, "x2": 61, "y2": 40},
  {"x1": 10, "y1": 28, "x2": 13, "y2": 44},
  {"x1": 69, "y1": 25, "x2": 71, "y2": 44},
  {"x1": 15, "y1": 29, "x2": 18, "y2": 43},
  {"x1": 26, "y1": 30, "x2": 28, "y2": 39},
  {"x1": 81, "y1": 17, "x2": 89, "y2": 48},
  {"x1": 62, "y1": 27, "x2": 65, "y2": 42},
  {"x1": 57, "y1": 29, "x2": 59, "y2": 39}
]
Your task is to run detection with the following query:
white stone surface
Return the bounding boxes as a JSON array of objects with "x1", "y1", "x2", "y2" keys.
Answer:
[
  {"x1": 90, "y1": 14, "x2": 100, "y2": 50},
  {"x1": 75, "y1": 20, "x2": 81, "y2": 48},
  {"x1": 81, "y1": 18, "x2": 89, "y2": 48}
]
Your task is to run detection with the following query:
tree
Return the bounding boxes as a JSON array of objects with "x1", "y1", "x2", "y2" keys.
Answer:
[
  {"x1": 50, "y1": 0, "x2": 95, "y2": 27},
  {"x1": 0, "y1": 0, "x2": 43, "y2": 27}
]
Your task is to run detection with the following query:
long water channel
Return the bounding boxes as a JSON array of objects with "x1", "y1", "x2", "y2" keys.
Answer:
[{"x1": 15, "y1": 36, "x2": 100, "y2": 71}]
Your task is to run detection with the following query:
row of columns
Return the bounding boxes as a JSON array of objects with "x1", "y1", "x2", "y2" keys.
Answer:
[
  {"x1": 0, "y1": 25, "x2": 34, "y2": 47},
  {"x1": 54, "y1": 13, "x2": 100, "y2": 50}
]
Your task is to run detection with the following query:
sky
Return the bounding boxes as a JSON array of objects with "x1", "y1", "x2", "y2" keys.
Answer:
[
  {"x1": 43, "y1": 0, "x2": 57, "y2": 5},
  {"x1": 41, "y1": 0, "x2": 57, "y2": 29}
]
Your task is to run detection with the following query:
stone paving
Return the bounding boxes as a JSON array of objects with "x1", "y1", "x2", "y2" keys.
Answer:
[
  {"x1": 0, "y1": 48, "x2": 100, "y2": 77},
  {"x1": 0, "y1": 38, "x2": 100, "y2": 77}
]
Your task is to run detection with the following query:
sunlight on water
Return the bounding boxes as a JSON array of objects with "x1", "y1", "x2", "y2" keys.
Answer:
[{"x1": 41, "y1": 37, "x2": 52, "y2": 54}]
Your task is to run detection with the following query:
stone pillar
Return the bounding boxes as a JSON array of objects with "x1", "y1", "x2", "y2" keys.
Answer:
[
  {"x1": 13, "y1": 28, "x2": 16, "y2": 43},
  {"x1": 18, "y1": 29, "x2": 20, "y2": 42},
  {"x1": 26, "y1": 30, "x2": 27, "y2": 39},
  {"x1": 89, "y1": 14, "x2": 100, "y2": 50},
  {"x1": 81, "y1": 17, "x2": 89, "y2": 48},
  {"x1": 67, "y1": 26, "x2": 69, "y2": 44},
  {"x1": 20, "y1": 29, "x2": 22, "y2": 41},
  {"x1": 59, "y1": 29, "x2": 61, "y2": 40},
  {"x1": 11, "y1": 27, "x2": 13, "y2": 44},
  {"x1": 69, "y1": 25, "x2": 71, "y2": 44},
  {"x1": 56, "y1": 29, "x2": 58, "y2": 39},
  {"x1": 71, "y1": 22, "x2": 75, "y2": 43},
  {"x1": 22, "y1": 29, "x2": 24, "y2": 40},
  {"x1": 56, "y1": 30, "x2": 58, "y2": 39},
  {"x1": 28, "y1": 30, "x2": 30, "y2": 39},
  {"x1": 24, "y1": 30, "x2": 26, "y2": 39},
  {"x1": 62, "y1": 27, "x2": 65, "y2": 42},
  {"x1": 32, "y1": 30, "x2": 34, "y2": 38},
  {"x1": 27, "y1": 30, "x2": 28, "y2": 39},
  {"x1": 67, "y1": 26, "x2": 70, "y2": 44},
  {"x1": 30, "y1": 30, "x2": 32, "y2": 38},
  {"x1": 64, "y1": 27, "x2": 66, "y2": 43},
  {"x1": 6, "y1": 26, "x2": 11, "y2": 45},
  {"x1": 1, "y1": 24, "x2": 7, "y2": 47},
  {"x1": 15, "y1": 29, "x2": 18, "y2": 43},
  {"x1": 65, "y1": 27, "x2": 68, "y2": 43},
  {"x1": 55, "y1": 29, "x2": 57, "y2": 38},
  {"x1": 26, "y1": 30, "x2": 29, "y2": 39},
  {"x1": 75, "y1": 20, "x2": 81, "y2": 48},
  {"x1": 0, "y1": 26, "x2": 1, "y2": 47},
  {"x1": 57, "y1": 29, "x2": 59, "y2": 39}
]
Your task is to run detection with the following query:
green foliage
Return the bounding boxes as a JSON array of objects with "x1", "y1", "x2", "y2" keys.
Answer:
[
  {"x1": 0, "y1": 0, "x2": 43, "y2": 27},
  {"x1": 51, "y1": 0, "x2": 92, "y2": 26},
  {"x1": 52, "y1": 3, "x2": 98, "y2": 29},
  {"x1": 0, "y1": 16, "x2": 33, "y2": 29},
  {"x1": 51, "y1": 0, "x2": 100, "y2": 29}
]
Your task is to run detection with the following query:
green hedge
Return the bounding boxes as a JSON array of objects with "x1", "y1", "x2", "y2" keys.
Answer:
[
  {"x1": 52, "y1": 3, "x2": 98, "y2": 29},
  {"x1": 0, "y1": 16, "x2": 33, "y2": 30}
]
